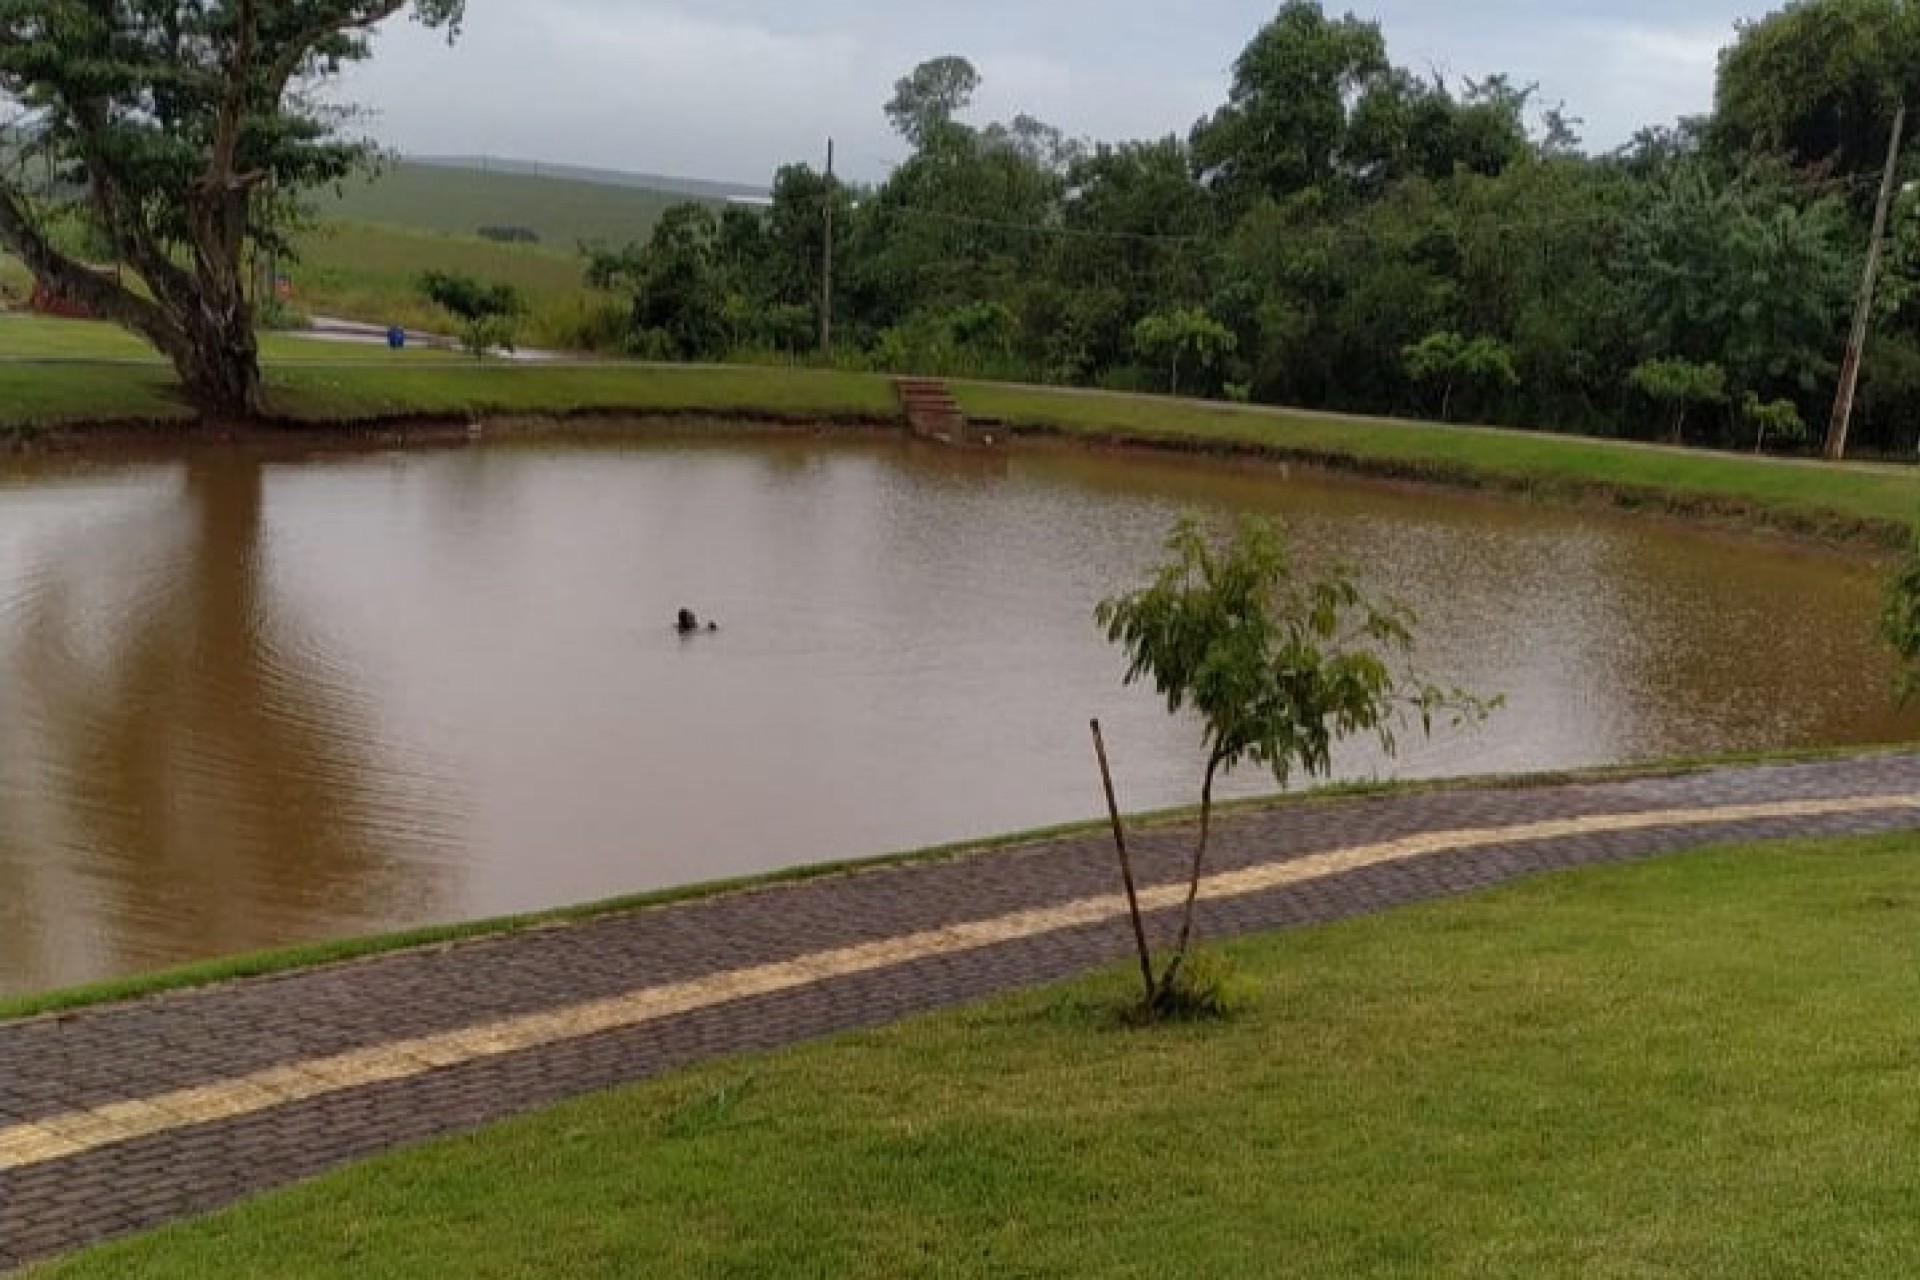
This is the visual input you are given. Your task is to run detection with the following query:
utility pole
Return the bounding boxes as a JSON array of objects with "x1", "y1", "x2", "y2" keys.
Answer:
[
  {"x1": 1826, "y1": 101, "x2": 1908, "y2": 461},
  {"x1": 821, "y1": 138, "x2": 835, "y2": 362}
]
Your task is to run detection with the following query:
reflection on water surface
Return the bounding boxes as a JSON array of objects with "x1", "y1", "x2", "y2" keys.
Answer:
[{"x1": 0, "y1": 434, "x2": 1906, "y2": 993}]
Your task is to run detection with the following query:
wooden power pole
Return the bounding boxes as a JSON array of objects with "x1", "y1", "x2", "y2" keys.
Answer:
[
  {"x1": 1826, "y1": 101, "x2": 1908, "y2": 462},
  {"x1": 820, "y1": 138, "x2": 835, "y2": 362}
]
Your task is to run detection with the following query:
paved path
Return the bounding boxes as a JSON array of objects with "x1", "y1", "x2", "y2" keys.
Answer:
[{"x1": 5, "y1": 755, "x2": 1920, "y2": 1270}]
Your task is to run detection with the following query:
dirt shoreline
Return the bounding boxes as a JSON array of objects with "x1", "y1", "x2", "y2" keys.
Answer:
[{"x1": 4, "y1": 405, "x2": 1907, "y2": 552}]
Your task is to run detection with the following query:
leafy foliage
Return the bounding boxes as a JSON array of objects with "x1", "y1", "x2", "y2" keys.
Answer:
[
  {"x1": 0, "y1": 0, "x2": 465, "y2": 414},
  {"x1": 1132, "y1": 308, "x2": 1236, "y2": 396},
  {"x1": 1715, "y1": 0, "x2": 1919, "y2": 182},
  {"x1": 1630, "y1": 358, "x2": 1728, "y2": 442},
  {"x1": 418, "y1": 271, "x2": 523, "y2": 359},
  {"x1": 1190, "y1": 0, "x2": 1389, "y2": 203},
  {"x1": 1741, "y1": 391, "x2": 1809, "y2": 453},
  {"x1": 1096, "y1": 516, "x2": 1493, "y2": 1017},
  {"x1": 510, "y1": 3, "x2": 1913, "y2": 456},
  {"x1": 1403, "y1": 332, "x2": 1519, "y2": 421},
  {"x1": 885, "y1": 56, "x2": 982, "y2": 150},
  {"x1": 588, "y1": 203, "x2": 736, "y2": 360}
]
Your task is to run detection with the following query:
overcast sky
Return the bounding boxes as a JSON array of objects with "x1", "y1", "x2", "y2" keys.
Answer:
[{"x1": 338, "y1": 1, "x2": 1771, "y2": 185}]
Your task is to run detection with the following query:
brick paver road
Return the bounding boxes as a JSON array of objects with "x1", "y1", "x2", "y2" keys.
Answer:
[{"x1": 4, "y1": 754, "x2": 1919, "y2": 1270}]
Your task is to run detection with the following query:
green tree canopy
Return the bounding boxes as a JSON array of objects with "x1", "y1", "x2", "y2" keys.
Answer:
[
  {"x1": 1715, "y1": 0, "x2": 1920, "y2": 181},
  {"x1": 885, "y1": 56, "x2": 982, "y2": 150},
  {"x1": 418, "y1": 271, "x2": 522, "y2": 359},
  {"x1": 1621, "y1": 166, "x2": 1853, "y2": 411},
  {"x1": 1630, "y1": 357, "x2": 1729, "y2": 442},
  {"x1": 1133, "y1": 308, "x2": 1237, "y2": 397},
  {"x1": 1191, "y1": 1, "x2": 1390, "y2": 203},
  {"x1": 0, "y1": 0, "x2": 465, "y2": 416},
  {"x1": 1741, "y1": 390, "x2": 1810, "y2": 452},
  {"x1": 589, "y1": 203, "x2": 732, "y2": 360},
  {"x1": 1403, "y1": 331, "x2": 1519, "y2": 421}
]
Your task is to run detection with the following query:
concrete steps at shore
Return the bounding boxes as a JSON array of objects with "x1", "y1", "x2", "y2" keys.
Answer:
[{"x1": 894, "y1": 378, "x2": 996, "y2": 447}]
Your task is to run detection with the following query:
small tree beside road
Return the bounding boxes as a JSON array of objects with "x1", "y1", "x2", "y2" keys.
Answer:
[
  {"x1": 1629, "y1": 358, "x2": 1727, "y2": 444},
  {"x1": 1403, "y1": 332, "x2": 1518, "y2": 421},
  {"x1": 1133, "y1": 308, "x2": 1237, "y2": 398},
  {"x1": 419, "y1": 272, "x2": 523, "y2": 360}
]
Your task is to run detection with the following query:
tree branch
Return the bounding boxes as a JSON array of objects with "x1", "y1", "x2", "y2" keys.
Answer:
[
  {"x1": 204, "y1": 0, "x2": 261, "y2": 194},
  {"x1": 0, "y1": 176, "x2": 177, "y2": 349},
  {"x1": 70, "y1": 126, "x2": 201, "y2": 319},
  {"x1": 263, "y1": 2, "x2": 409, "y2": 100}
]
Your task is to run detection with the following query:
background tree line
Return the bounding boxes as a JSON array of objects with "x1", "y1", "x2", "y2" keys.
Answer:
[{"x1": 586, "y1": 0, "x2": 1920, "y2": 455}]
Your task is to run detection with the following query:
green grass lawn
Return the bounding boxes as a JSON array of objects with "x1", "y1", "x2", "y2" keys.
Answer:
[
  {"x1": 2, "y1": 311, "x2": 1917, "y2": 540},
  {"x1": 961, "y1": 382, "x2": 1920, "y2": 535},
  {"x1": 264, "y1": 362, "x2": 898, "y2": 421},
  {"x1": 0, "y1": 313, "x2": 461, "y2": 363},
  {"x1": 31, "y1": 832, "x2": 1920, "y2": 1279},
  {"x1": 0, "y1": 351, "x2": 896, "y2": 428}
]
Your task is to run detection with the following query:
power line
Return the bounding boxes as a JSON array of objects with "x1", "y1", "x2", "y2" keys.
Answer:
[
  {"x1": 862, "y1": 164, "x2": 1897, "y2": 258},
  {"x1": 873, "y1": 203, "x2": 1209, "y2": 245}
]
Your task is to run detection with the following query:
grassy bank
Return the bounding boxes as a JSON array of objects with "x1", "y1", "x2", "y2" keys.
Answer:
[
  {"x1": 0, "y1": 350, "x2": 897, "y2": 430},
  {"x1": 2, "y1": 331, "x2": 1917, "y2": 541},
  {"x1": 962, "y1": 382, "x2": 1920, "y2": 539},
  {"x1": 32, "y1": 830, "x2": 1920, "y2": 1279}
]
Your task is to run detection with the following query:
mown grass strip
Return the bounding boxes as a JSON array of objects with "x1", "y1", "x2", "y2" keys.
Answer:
[{"x1": 959, "y1": 382, "x2": 1920, "y2": 536}]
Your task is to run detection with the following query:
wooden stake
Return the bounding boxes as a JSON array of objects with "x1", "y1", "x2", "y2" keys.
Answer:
[{"x1": 1091, "y1": 719, "x2": 1155, "y2": 1002}]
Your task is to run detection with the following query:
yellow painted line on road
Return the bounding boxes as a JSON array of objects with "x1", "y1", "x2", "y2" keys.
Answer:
[{"x1": 3, "y1": 792, "x2": 1915, "y2": 1171}]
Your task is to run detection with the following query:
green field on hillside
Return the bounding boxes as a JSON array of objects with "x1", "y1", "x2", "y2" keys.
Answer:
[
  {"x1": 0, "y1": 157, "x2": 684, "y2": 341},
  {"x1": 0, "y1": 221, "x2": 610, "y2": 346},
  {"x1": 33, "y1": 833, "x2": 1920, "y2": 1280},
  {"x1": 320, "y1": 160, "x2": 704, "y2": 248},
  {"x1": 284, "y1": 220, "x2": 610, "y2": 341}
]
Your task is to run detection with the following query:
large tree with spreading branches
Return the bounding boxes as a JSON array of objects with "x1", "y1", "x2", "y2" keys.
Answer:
[{"x1": 0, "y1": 0, "x2": 463, "y2": 418}]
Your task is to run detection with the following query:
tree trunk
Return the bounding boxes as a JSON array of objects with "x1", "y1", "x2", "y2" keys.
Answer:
[
  {"x1": 1440, "y1": 379, "x2": 1454, "y2": 422},
  {"x1": 1170, "y1": 352, "x2": 1181, "y2": 399},
  {"x1": 1670, "y1": 405, "x2": 1686, "y2": 446},
  {"x1": 176, "y1": 312, "x2": 263, "y2": 421},
  {"x1": 0, "y1": 182, "x2": 264, "y2": 421},
  {"x1": 1158, "y1": 751, "x2": 1223, "y2": 998}
]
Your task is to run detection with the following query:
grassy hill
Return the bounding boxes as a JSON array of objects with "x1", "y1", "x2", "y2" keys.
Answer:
[
  {"x1": 1, "y1": 157, "x2": 755, "y2": 341},
  {"x1": 409, "y1": 155, "x2": 767, "y2": 204},
  {"x1": 319, "y1": 158, "x2": 734, "y2": 250},
  {"x1": 283, "y1": 220, "x2": 609, "y2": 340}
]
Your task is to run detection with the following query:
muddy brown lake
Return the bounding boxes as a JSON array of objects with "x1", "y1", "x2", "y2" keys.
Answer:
[{"x1": 0, "y1": 432, "x2": 1908, "y2": 995}]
